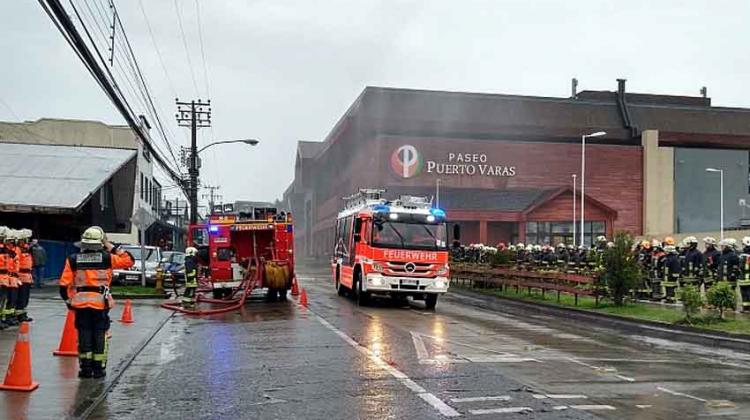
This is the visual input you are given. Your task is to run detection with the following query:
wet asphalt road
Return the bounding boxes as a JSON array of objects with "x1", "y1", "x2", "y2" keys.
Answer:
[{"x1": 72, "y1": 268, "x2": 750, "y2": 420}]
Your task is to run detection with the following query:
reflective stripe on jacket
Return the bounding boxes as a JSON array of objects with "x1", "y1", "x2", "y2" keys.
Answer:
[
  {"x1": 59, "y1": 249, "x2": 134, "y2": 310},
  {"x1": 19, "y1": 248, "x2": 33, "y2": 283}
]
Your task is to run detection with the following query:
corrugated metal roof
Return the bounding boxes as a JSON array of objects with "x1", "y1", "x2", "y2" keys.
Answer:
[{"x1": 0, "y1": 142, "x2": 136, "y2": 212}]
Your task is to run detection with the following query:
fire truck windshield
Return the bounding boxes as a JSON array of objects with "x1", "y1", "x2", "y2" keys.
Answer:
[{"x1": 372, "y1": 220, "x2": 447, "y2": 250}]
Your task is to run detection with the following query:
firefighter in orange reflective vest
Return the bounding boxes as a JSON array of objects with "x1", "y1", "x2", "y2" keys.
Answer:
[
  {"x1": 4, "y1": 230, "x2": 21, "y2": 326},
  {"x1": 15, "y1": 229, "x2": 34, "y2": 323},
  {"x1": 59, "y1": 226, "x2": 134, "y2": 378},
  {"x1": 181, "y1": 247, "x2": 198, "y2": 307},
  {"x1": 0, "y1": 227, "x2": 9, "y2": 330}
]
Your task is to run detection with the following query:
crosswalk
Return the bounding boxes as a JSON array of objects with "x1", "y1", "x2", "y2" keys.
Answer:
[{"x1": 448, "y1": 392, "x2": 614, "y2": 416}]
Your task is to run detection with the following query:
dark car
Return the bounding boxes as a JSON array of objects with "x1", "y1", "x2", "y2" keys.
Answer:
[{"x1": 161, "y1": 251, "x2": 186, "y2": 283}]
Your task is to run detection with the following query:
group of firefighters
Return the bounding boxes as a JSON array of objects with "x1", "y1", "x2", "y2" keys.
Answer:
[{"x1": 0, "y1": 227, "x2": 36, "y2": 329}]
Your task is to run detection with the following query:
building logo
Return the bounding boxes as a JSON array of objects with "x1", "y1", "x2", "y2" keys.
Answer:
[{"x1": 391, "y1": 145, "x2": 423, "y2": 178}]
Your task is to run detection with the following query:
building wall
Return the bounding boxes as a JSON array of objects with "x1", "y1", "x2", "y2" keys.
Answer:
[
  {"x1": 376, "y1": 135, "x2": 643, "y2": 234},
  {"x1": 674, "y1": 148, "x2": 750, "y2": 232},
  {"x1": 641, "y1": 130, "x2": 674, "y2": 235}
]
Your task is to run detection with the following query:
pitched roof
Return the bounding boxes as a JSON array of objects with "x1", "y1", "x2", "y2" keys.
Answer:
[{"x1": 0, "y1": 142, "x2": 136, "y2": 213}]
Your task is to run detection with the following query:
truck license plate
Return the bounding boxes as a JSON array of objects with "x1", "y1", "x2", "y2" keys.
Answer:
[
  {"x1": 401, "y1": 279, "x2": 418, "y2": 286},
  {"x1": 126, "y1": 275, "x2": 139, "y2": 281}
]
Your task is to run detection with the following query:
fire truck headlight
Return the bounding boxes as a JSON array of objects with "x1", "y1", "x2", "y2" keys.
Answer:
[
  {"x1": 369, "y1": 276, "x2": 384, "y2": 286},
  {"x1": 372, "y1": 262, "x2": 384, "y2": 272},
  {"x1": 389, "y1": 213, "x2": 399, "y2": 220},
  {"x1": 426, "y1": 215, "x2": 436, "y2": 223},
  {"x1": 434, "y1": 279, "x2": 447, "y2": 289},
  {"x1": 435, "y1": 265, "x2": 449, "y2": 276}
]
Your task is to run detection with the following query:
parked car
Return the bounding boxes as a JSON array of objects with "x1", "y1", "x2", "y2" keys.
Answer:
[
  {"x1": 160, "y1": 251, "x2": 186, "y2": 283},
  {"x1": 114, "y1": 245, "x2": 162, "y2": 285}
]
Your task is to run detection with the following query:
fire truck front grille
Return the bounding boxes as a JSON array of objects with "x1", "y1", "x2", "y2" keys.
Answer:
[{"x1": 385, "y1": 262, "x2": 434, "y2": 276}]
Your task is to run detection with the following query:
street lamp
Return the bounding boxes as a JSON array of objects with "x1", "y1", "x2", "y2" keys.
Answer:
[
  {"x1": 706, "y1": 168, "x2": 724, "y2": 240},
  {"x1": 188, "y1": 138, "x2": 259, "y2": 224},
  {"x1": 580, "y1": 131, "x2": 606, "y2": 247},
  {"x1": 198, "y1": 138, "x2": 259, "y2": 154},
  {"x1": 573, "y1": 174, "x2": 577, "y2": 248}
]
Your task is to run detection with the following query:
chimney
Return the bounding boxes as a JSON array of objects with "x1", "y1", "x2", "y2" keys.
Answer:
[
  {"x1": 571, "y1": 78, "x2": 578, "y2": 98},
  {"x1": 700, "y1": 86, "x2": 707, "y2": 98}
]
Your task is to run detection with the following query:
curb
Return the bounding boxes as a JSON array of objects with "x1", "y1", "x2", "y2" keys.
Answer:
[{"x1": 449, "y1": 288, "x2": 750, "y2": 353}]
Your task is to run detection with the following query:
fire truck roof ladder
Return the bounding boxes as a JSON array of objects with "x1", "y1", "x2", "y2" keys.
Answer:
[{"x1": 343, "y1": 189, "x2": 387, "y2": 210}]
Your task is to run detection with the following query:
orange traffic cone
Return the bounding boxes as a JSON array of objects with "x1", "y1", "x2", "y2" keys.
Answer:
[
  {"x1": 0, "y1": 322, "x2": 39, "y2": 392},
  {"x1": 119, "y1": 299, "x2": 134, "y2": 324},
  {"x1": 300, "y1": 289, "x2": 308, "y2": 307},
  {"x1": 53, "y1": 310, "x2": 78, "y2": 357},
  {"x1": 291, "y1": 277, "x2": 300, "y2": 297}
]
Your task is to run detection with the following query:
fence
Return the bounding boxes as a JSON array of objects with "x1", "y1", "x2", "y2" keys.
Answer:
[
  {"x1": 39, "y1": 239, "x2": 77, "y2": 281},
  {"x1": 451, "y1": 264, "x2": 598, "y2": 305}
]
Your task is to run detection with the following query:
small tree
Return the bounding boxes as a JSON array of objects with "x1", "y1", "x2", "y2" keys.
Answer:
[
  {"x1": 601, "y1": 231, "x2": 641, "y2": 306},
  {"x1": 489, "y1": 250, "x2": 511, "y2": 267},
  {"x1": 707, "y1": 281, "x2": 736, "y2": 320},
  {"x1": 679, "y1": 285, "x2": 703, "y2": 324}
]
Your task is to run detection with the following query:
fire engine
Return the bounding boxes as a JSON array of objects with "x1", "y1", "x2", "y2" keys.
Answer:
[
  {"x1": 332, "y1": 189, "x2": 455, "y2": 309},
  {"x1": 187, "y1": 206, "x2": 295, "y2": 301}
]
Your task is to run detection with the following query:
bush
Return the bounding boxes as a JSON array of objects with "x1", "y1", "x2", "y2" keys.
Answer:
[
  {"x1": 679, "y1": 285, "x2": 703, "y2": 324},
  {"x1": 489, "y1": 250, "x2": 511, "y2": 267},
  {"x1": 601, "y1": 231, "x2": 641, "y2": 306},
  {"x1": 707, "y1": 281, "x2": 736, "y2": 319}
]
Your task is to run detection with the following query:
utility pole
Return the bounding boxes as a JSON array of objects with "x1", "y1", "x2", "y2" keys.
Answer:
[
  {"x1": 202, "y1": 185, "x2": 222, "y2": 215},
  {"x1": 176, "y1": 99, "x2": 211, "y2": 225}
]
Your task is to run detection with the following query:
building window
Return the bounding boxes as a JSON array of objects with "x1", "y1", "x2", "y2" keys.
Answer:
[
  {"x1": 100, "y1": 183, "x2": 109, "y2": 211},
  {"x1": 525, "y1": 221, "x2": 605, "y2": 247},
  {"x1": 140, "y1": 173, "x2": 145, "y2": 200}
]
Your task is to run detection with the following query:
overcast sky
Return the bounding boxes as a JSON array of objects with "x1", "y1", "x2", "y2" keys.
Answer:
[{"x1": 1, "y1": 0, "x2": 748, "y2": 203}]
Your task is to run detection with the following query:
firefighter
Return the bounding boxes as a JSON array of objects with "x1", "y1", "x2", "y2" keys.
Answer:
[
  {"x1": 717, "y1": 238, "x2": 740, "y2": 283},
  {"x1": 59, "y1": 226, "x2": 134, "y2": 378},
  {"x1": 662, "y1": 245, "x2": 681, "y2": 301},
  {"x1": 15, "y1": 229, "x2": 34, "y2": 322},
  {"x1": 182, "y1": 247, "x2": 199, "y2": 307},
  {"x1": 0, "y1": 227, "x2": 8, "y2": 329},
  {"x1": 595, "y1": 235, "x2": 608, "y2": 251},
  {"x1": 703, "y1": 237, "x2": 720, "y2": 283},
  {"x1": 683, "y1": 236, "x2": 703, "y2": 283},
  {"x1": 4, "y1": 230, "x2": 20, "y2": 326}
]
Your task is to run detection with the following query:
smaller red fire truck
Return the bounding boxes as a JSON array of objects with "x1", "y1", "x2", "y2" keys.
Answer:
[
  {"x1": 332, "y1": 189, "x2": 456, "y2": 309},
  {"x1": 188, "y1": 206, "x2": 295, "y2": 300}
]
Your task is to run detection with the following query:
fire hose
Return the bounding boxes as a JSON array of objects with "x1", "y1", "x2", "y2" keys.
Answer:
[{"x1": 160, "y1": 256, "x2": 260, "y2": 315}]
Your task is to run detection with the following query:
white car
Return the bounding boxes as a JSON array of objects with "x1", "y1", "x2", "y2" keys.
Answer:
[{"x1": 113, "y1": 245, "x2": 162, "y2": 285}]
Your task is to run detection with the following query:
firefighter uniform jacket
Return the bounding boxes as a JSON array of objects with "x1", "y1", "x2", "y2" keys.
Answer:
[
  {"x1": 6, "y1": 246, "x2": 19, "y2": 288},
  {"x1": 718, "y1": 250, "x2": 740, "y2": 282},
  {"x1": 18, "y1": 246, "x2": 33, "y2": 284},
  {"x1": 59, "y1": 249, "x2": 134, "y2": 310},
  {"x1": 0, "y1": 244, "x2": 8, "y2": 287}
]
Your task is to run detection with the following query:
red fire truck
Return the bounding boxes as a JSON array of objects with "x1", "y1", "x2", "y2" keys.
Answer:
[
  {"x1": 332, "y1": 189, "x2": 455, "y2": 309},
  {"x1": 188, "y1": 207, "x2": 295, "y2": 301}
]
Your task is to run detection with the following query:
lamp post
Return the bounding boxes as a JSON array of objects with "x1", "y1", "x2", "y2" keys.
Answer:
[
  {"x1": 573, "y1": 174, "x2": 577, "y2": 247},
  {"x1": 580, "y1": 131, "x2": 606, "y2": 247},
  {"x1": 187, "y1": 139, "x2": 259, "y2": 224},
  {"x1": 706, "y1": 168, "x2": 724, "y2": 241},
  {"x1": 436, "y1": 178, "x2": 441, "y2": 208}
]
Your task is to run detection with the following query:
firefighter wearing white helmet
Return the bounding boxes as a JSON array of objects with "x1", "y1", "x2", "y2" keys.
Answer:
[
  {"x1": 702, "y1": 237, "x2": 720, "y2": 281},
  {"x1": 740, "y1": 237, "x2": 750, "y2": 283},
  {"x1": 2, "y1": 230, "x2": 22, "y2": 326},
  {"x1": 14, "y1": 228, "x2": 34, "y2": 323},
  {"x1": 182, "y1": 247, "x2": 199, "y2": 307},
  {"x1": 682, "y1": 236, "x2": 703, "y2": 281},
  {"x1": 717, "y1": 238, "x2": 740, "y2": 282},
  {"x1": 59, "y1": 226, "x2": 134, "y2": 379}
]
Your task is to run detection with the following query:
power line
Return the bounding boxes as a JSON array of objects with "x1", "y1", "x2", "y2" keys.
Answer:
[
  {"x1": 38, "y1": 0, "x2": 185, "y2": 191},
  {"x1": 194, "y1": 0, "x2": 211, "y2": 97},
  {"x1": 173, "y1": 0, "x2": 200, "y2": 97}
]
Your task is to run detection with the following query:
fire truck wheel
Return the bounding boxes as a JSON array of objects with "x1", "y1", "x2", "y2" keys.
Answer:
[
  {"x1": 355, "y1": 273, "x2": 370, "y2": 306},
  {"x1": 336, "y1": 278, "x2": 347, "y2": 296},
  {"x1": 278, "y1": 289, "x2": 288, "y2": 302},
  {"x1": 424, "y1": 294, "x2": 438, "y2": 310},
  {"x1": 266, "y1": 288, "x2": 278, "y2": 302}
]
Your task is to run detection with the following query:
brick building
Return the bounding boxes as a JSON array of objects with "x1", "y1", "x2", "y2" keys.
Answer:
[{"x1": 282, "y1": 80, "x2": 750, "y2": 257}]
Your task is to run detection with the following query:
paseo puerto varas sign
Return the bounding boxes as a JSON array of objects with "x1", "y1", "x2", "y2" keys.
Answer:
[{"x1": 390, "y1": 144, "x2": 516, "y2": 179}]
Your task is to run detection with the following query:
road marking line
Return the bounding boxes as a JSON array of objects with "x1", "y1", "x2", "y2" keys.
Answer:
[
  {"x1": 570, "y1": 405, "x2": 616, "y2": 410},
  {"x1": 316, "y1": 315, "x2": 460, "y2": 417},
  {"x1": 533, "y1": 394, "x2": 587, "y2": 399},
  {"x1": 451, "y1": 395, "x2": 511, "y2": 403},
  {"x1": 567, "y1": 357, "x2": 635, "y2": 382},
  {"x1": 615, "y1": 374, "x2": 636, "y2": 382},
  {"x1": 469, "y1": 407, "x2": 533, "y2": 415},
  {"x1": 657, "y1": 386, "x2": 707, "y2": 403},
  {"x1": 553, "y1": 406, "x2": 569, "y2": 410},
  {"x1": 636, "y1": 405, "x2": 653, "y2": 409}
]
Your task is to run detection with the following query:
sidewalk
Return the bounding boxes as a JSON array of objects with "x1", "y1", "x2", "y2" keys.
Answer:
[{"x1": 0, "y1": 295, "x2": 172, "y2": 419}]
